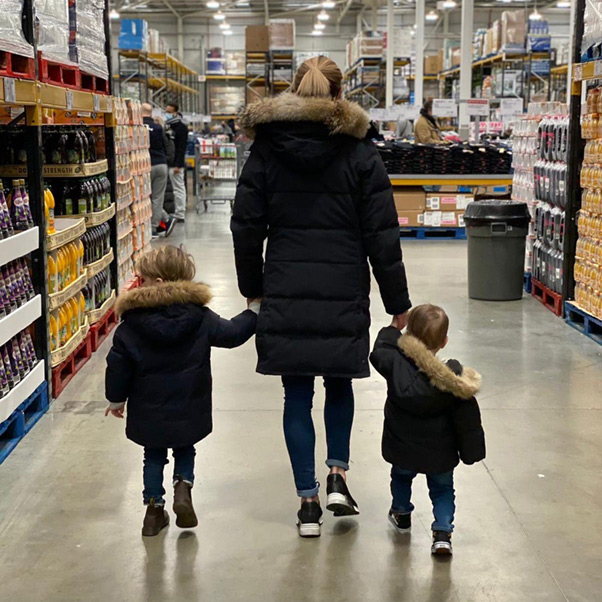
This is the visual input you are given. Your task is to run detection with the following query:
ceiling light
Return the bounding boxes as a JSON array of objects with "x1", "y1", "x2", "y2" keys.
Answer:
[
  {"x1": 206, "y1": 1, "x2": 220, "y2": 8},
  {"x1": 322, "y1": 0, "x2": 336, "y2": 8},
  {"x1": 556, "y1": 0, "x2": 570, "y2": 6},
  {"x1": 442, "y1": 0, "x2": 456, "y2": 8},
  {"x1": 213, "y1": 10, "x2": 226, "y2": 20},
  {"x1": 426, "y1": 10, "x2": 439, "y2": 21},
  {"x1": 317, "y1": 10, "x2": 330, "y2": 21},
  {"x1": 219, "y1": 22, "x2": 230, "y2": 30},
  {"x1": 529, "y1": 9, "x2": 542, "y2": 20},
  {"x1": 314, "y1": 22, "x2": 326, "y2": 30},
  {"x1": 312, "y1": 30, "x2": 324, "y2": 36},
  {"x1": 410, "y1": 30, "x2": 415, "y2": 36},
  {"x1": 109, "y1": 9, "x2": 120, "y2": 19},
  {"x1": 236, "y1": 0, "x2": 250, "y2": 5}
]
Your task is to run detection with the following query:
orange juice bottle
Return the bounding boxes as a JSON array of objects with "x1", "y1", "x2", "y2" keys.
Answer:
[
  {"x1": 79, "y1": 292, "x2": 86, "y2": 326},
  {"x1": 64, "y1": 302, "x2": 73, "y2": 341},
  {"x1": 48, "y1": 253, "x2": 58, "y2": 294},
  {"x1": 45, "y1": 188, "x2": 56, "y2": 234},
  {"x1": 68, "y1": 297, "x2": 79, "y2": 335},
  {"x1": 49, "y1": 313, "x2": 59, "y2": 352},
  {"x1": 61, "y1": 246, "x2": 70, "y2": 286},
  {"x1": 77, "y1": 239, "x2": 84, "y2": 277},
  {"x1": 58, "y1": 305, "x2": 67, "y2": 346},
  {"x1": 69, "y1": 243, "x2": 78, "y2": 281},
  {"x1": 56, "y1": 248, "x2": 64, "y2": 291}
]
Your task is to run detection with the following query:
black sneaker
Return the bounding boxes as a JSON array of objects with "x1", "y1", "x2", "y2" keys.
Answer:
[
  {"x1": 388, "y1": 510, "x2": 411, "y2": 533},
  {"x1": 326, "y1": 474, "x2": 359, "y2": 516},
  {"x1": 296, "y1": 501, "x2": 323, "y2": 538},
  {"x1": 157, "y1": 216, "x2": 176, "y2": 238},
  {"x1": 431, "y1": 530, "x2": 453, "y2": 555}
]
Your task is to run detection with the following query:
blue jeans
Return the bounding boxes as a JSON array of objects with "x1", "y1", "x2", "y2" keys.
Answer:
[
  {"x1": 143, "y1": 445, "x2": 196, "y2": 505},
  {"x1": 390, "y1": 467, "x2": 455, "y2": 533},
  {"x1": 282, "y1": 376, "x2": 355, "y2": 498}
]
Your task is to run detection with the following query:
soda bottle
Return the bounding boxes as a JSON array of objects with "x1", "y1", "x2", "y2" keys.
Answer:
[
  {"x1": 10, "y1": 179, "x2": 29, "y2": 231},
  {"x1": 77, "y1": 181, "x2": 88, "y2": 215},
  {"x1": 63, "y1": 182, "x2": 74, "y2": 215},
  {"x1": 20, "y1": 180, "x2": 34, "y2": 228},
  {"x1": 2, "y1": 344, "x2": 15, "y2": 389}
]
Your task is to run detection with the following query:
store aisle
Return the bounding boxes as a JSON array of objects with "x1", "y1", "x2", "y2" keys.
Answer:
[{"x1": 1, "y1": 208, "x2": 601, "y2": 602}]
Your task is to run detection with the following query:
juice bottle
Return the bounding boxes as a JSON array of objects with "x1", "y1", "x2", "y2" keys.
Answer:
[
  {"x1": 49, "y1": 313, "x2": 58, "y2": 352},
  {"x1": 2, "y1": 344, "x2": 14, "y2": 388},
  {"x1": 20, "y1": 181, "x2": 34, "y2": 228},
  {"x1": 79, "y1": 292, "x2": 85, "y2": 326},
  {"x1": 69, "y1": 242, "x2": 78, "y2": 281},
  {"x1": 77, "y1": 239, "x2": 84, "y2": 275},
  {"x1": 45, "y1": 187, "x2": 56, "y2": 234},
  {"x1": 58, "y1": 305, "x2": 68, "y2": 346},
  {"x1": 57, "y1": 247, "x2": 65, "y2": 290},
  {"x1": 64, "y1": 303, "x2": 73, "y2": 342},
  {"x1": 63, "y1": 183, "x2": 74, "y2": 215},
  {"x1": 68, "y1": 297, "x2": 79, "y2": 336}
]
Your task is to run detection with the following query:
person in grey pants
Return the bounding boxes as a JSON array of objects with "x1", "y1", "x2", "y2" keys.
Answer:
[
  {"x1": 142, "y1": 103, "x2": 175, "y2": 238},
  {"x1": 166, "y1": 102, "x2": 188, "y2": 222}
]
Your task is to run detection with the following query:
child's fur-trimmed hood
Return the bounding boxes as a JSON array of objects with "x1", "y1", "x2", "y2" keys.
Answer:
[
  {"x1": 399, "y1": 335, "x2": 481, "y2": 400},
  {"x1": 238, "y1": 93, "x2": 370, "y2": 140},
  {"x1": 115, "y1": 281, "x2": 212, "y2": 316}
]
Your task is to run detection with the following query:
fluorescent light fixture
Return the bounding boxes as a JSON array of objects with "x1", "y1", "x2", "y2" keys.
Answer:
[
  {"x1": 109, "y1": 9, "x2": 120, "y2": 19},
  {"x1": 312, "y1": 30, "x2": 324, "y2": 36},
  {"x1": 529, "y1": 9, "x2": 542, "y2": 20},
  {"x1": 426, "y1": 10, "x2": 439, "y2": 21},
  {"x1": 315, "y1": 22, "x2": 326, "y2": 30},
  {"x1": 213, "y1": 10, "x2": 226, "y2": 20},
  {"x1": 219, "y1": 22, "x2": 230, "y2": 30},
  {"x1": 317, "y1": 10, "x2": 330, "y2": 21},
  {"x1": 556, "y1": 0, "x2": 570, "y2": 6},
  {"x1": 323, "y1": 0, "x2": 336, "y2": 8},
  {"x1": 206, "y1": 1, "x2": 220, "y2": 8},
  {"x1": 442, "y1": 0, "x2": 456, "y2": 8},
  {"x1": 236, "y1": 0, "x2": 250, "y2": 5},
  {"x1": 223, "y1": 29, "x2": 233, "y2": 35},
  {"x1": 410, "y1": 30, "x2": 416, "y2": 36}
]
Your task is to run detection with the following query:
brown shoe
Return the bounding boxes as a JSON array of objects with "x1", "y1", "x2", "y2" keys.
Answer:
[
  {"x1": 173, "y1": 477, "x2": 198, "y2": 528},
  {"x1": 142, "y1": 501, "x2": 170, "y2": 537}
]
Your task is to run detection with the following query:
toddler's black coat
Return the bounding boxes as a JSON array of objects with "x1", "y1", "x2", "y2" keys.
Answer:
[
  {"x1": 370, "y1": 327, "x2": 486, "y2": 475},
  {"x1": 105, "y1": 281, "x2": 256, "y2": 448},
  {"x1": 232, "y1": 93, "x2": 411, "y2": 379}
]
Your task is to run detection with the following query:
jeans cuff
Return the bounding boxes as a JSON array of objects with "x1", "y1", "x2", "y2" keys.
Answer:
[
  {"x1": 297, "y1": 484, "x2": 319, "y2": 498},
  {"x1": 326, "y1": 459, "x2": 349, "y2": 471},
  {"x1": 173, "y1": 478, "x2": 193, "y2": 487},
  {"x1": 432, "y1": 524, "x2": 454, "y2": 533},
  {"x1": 144, "y1": 498, "x2": 165, "y2": 506},
  {"x1": 391, "y1": 507, "x2": 412, "y2": 515}
]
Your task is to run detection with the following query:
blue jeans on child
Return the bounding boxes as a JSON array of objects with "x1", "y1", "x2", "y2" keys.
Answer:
[
  {"x1": 282, "y1": 376, "x2": 354, "y2": 498},
  {"x1": 390, "y1": 467, "x2": 455, "y2": 533},
  {"x1": 143, "y1": 445, "x2": 196, "y2": 505}
]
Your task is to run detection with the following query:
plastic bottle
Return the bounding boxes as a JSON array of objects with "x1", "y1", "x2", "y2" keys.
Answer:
[
  {"x1": 63, "y1": 183, "x2": 74, "y2": 216},
  {"x1": 59, "y1": 305, "x2": 68, "y2": 345},
  {"x1": 45, "y1": 187, "x2": 56, "y2": 234},
  {"x1": 0, "y1": 357, "x2": 9, "y2": 397},
  {"x1": 11, "y1": 338, "x2": 25, "y2": 379},
  {"x1": 2, "y1": 345, "x2": 15, "y2": 388},
  {"x1": 79, "y1": 292, "x2": 86, "y2": 326},
  {"x1": 68, "y1": 297, "x2": 79, "y2": 336},
  {"x1": 85, "y1": 130, "x2": 97, "y2": 162},
  {"x1": 77, "y1": 182, "x2": 88, "y2": 215},
  {"x1": 77, "y1": 239, "x2": 84, "y2": 276},
  {"x1": 10, "y1": 179, "x2": 28, "y2": 231},
  {"x1": 49, "y1": 313, "x2": 59, "y2": 352},
  {"x1": 69, "y1": 243, "x2": 78, "y2": 281},
  {"x1": 18, "y1": 333, "x2": 31, "y2": 373}
]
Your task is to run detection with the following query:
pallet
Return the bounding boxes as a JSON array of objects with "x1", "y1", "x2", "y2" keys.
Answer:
[
  {"x1": 524, "y1": 272, "x2": 532, "y2": 294},
  {"x1": 531, "y1": 278, "x2": 563, "y2": 317},
  {"x1": 38, "y1": 53, "x2": 109, "y2": 94},
  {"x1": 565, "y1": 302, "x2": 602, "y2": 346},
  {"x1": 0, "y1": 50, "x2": 35, "y2": 80},
  {"x1": 0, "y1": 383, "x2": 49, "y2": 465},
  {"x1": 51, "y1": 331, "x2": 93, "y2": 399},
  {"x1": 399, "y1": 227, "x2": 467, "y2": 240},
  {"x1": 89, "y1": 308, "x2": 118, "y2": 352}
]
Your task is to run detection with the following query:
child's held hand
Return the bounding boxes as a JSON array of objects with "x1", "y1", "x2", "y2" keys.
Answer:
[{"x1": 105, "y1": 406, "x2": 125, "y2": 419}]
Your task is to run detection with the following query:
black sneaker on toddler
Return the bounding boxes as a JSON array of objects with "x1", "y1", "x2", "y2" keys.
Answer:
[
  {"x1": 431, "y1": 530, "x2": 453, "y2": 555},
  {"x1": 388, "y1": 510, "x2": 411, "y2": 533},
  {"x1": 297, "y1": 501, "x2": 323, "y2": 538},
  {"x1": 326, "y1": 473, "x2": 359, "y2": 516}
]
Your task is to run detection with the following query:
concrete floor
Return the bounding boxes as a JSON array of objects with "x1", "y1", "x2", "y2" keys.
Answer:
[{"x1": 1, "y1": 207, "x2": 601, "y2": 602}]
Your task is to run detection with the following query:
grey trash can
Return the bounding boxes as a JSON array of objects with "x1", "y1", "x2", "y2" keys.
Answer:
[{"x1": 464, "y1": 200, "x2": 531, "y2": 301}]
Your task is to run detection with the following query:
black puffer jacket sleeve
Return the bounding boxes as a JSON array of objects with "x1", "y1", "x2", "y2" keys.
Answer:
[
  {"x1": 208, "y1": 309, "x2": 257, "y2": 349},
  {"x1": 451, "y1": 397, "x2": 486, "y2": 465},
  {"x1": 231, "y1": 146, "x2": 268, "y2": 299},
  {"x1": 105, "y1": 323, "x2": 135, "y2": 404},
  {"x1": 358, "y1": 142, "x2": 411, "y2": 316}
]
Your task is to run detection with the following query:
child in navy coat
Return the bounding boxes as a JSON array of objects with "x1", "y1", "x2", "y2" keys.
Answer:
[{"x1": 105, "y1": 245, "x2": 258, "y2": 536}]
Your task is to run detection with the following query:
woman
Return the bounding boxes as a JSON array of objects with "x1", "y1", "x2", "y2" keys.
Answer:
[
  {"x1": 231, "y1": 57, "x2": 411, "y2": 538},
  {"x1": 414, "y1": 99, "x2": 444, "y2": 144}
]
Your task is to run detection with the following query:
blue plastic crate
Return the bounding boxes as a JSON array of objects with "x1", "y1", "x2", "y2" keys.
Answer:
[
  {"x1": 0, "y1": 410, "x2": 25, "y2": 466},
  {"x1": 19, "y1": 382, "x2": 49, "y2": 434}
]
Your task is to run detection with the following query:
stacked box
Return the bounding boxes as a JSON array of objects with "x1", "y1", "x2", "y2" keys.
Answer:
[
  {"x1": 226, "y1": 51, "x2": 245, "y2": 75},
  {"x1": 501, "y1": 10, "x2": 526, "y2": 53},
  {"x1": 269, "y1": 19, "x2": 295, "y2": 50},
  {"x1": 37, "y1": 0, "x2": 73, "y2": 64},
  {"x1": 210, "y1": 86, "x2": 245, "y2": 115},
  {"x1": 246, "y1": 25, "x2": 269, "y2": 52},
  {"x1": 69, "y1": 0, "x2": 109, "y2": 79},
  {"x1": 424, "y1": 55, "x2": 441, "y2": 75},
  {"x1": 394, "y1": 188, "x2": 468, "y2": 229},
  {"x1": 118, "y1": 19, "x2": 148, "y2": 51},
  {"x1": 0, "y1": 0, "x2": 34, "y2": 58}
]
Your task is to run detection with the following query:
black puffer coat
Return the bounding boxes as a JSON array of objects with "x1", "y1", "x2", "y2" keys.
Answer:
[
  {"x1": 370, "y1": 327, "x2": 485, "y2": 475},
  {"x1": 105, "y1": 281, "x2": 256, "y2": 448},
  {"x1": 232, "y1": 94, "x2": 411, "y2": 378}
]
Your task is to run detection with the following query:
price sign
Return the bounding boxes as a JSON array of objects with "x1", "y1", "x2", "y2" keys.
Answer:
[
  {"x1": 432, "y1": 99, "x2": 457, "y2": 118},
  {"x1": 500, "y1": 98, "x2": 524, "y2": 116},
  {"x1": 369, "y1": 108, "x2": 387, "y2": 121},
  {"x1": 66, "y1": 89, "x2": 74, "y2": 110},
  {"x1": 3, "y1": 78, "x2": 16, "y2": 104},
  {"x1": 465, "y1": 98, "x2": 490, "y2": 117},
  {"x1": 93, "y1": 94, "x2": 101, "y2": 112},
  {"x1": 198, "y1": 75, "x2": 206, "y2": 83}
]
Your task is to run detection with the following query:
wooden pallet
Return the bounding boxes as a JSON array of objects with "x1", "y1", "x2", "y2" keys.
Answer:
[
  {"x1": 399, "y1": 227, "x2": 467, "y2": 240},
  {"x1": 38, "y1": 53, "x2": 109, "y2": 94},
  {"x1": 89, "y1": 308, "x2": 118, "y2": 352},
  {"x1": 565, "y1": 302, "x2": 602, "y2": 346},
  {"x1": 531, "y1": 277, "x2": 563, "y2": 317},
  {"x1": 0, "y1": 50, "x2": 35, "y2": 79},
  {"x1": 51, "y1": 331, "x2": 93, "y2": 399}
]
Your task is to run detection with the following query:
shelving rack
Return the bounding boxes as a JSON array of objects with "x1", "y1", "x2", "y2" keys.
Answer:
[
  {"x1": 245, "y1": 51, "x2": 270, "y2": 106},
  {"x1": 205, "y1": 74, "x2": 245, "y2": 121},
  {"x1": 270, "y1": 51, "x2": 294, "y2": 96},
  {"x1": 116, "y1": 50, "x2": 201, "y2": 113}
]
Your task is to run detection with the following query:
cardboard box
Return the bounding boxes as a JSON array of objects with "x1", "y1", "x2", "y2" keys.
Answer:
[
  {"x1": 501, "y1": 10, "x2": 526, "y2": 51},
  {"x1": 269, "y1": 19, "x2": 295, "y2": 49},
  {"x1": 246, "y1": 25, "x2": 270, "y2": 52},
  {"x1": 423, "y1": 210, "x2": 465, "y2": 228},
  {"x1": 424, "y1": 54, "x2": 440, "y2": 75},
  {"x1": 394, "y1": 187, "x2": 426, "y2": 212},
  {"x1": 426, "y1": 193, "x2": 474, "y2": 212},
  {"x1": 246, "y1": 86, "x2": 267, "y2": 104},
  {"x1": 491, "y1": 20, "x2": 501, "y2": 54},
  {"x1": 485, "y1": 28, "x2": 494, "y2": 56},
  {"x1": 398, "y1": 211, "x2": 424, "y2": 228},
  {"x1": 451, "y1": 48, "x2": 461, "y2": 68}
]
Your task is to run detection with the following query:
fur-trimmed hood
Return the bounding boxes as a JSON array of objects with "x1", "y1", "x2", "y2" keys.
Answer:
[
  {"x1": 238, "y1": 93, "x2": 370, "y2": 140},
  {"x1": 116, "y1": 281, "x2": 212, "y2": 316},
  {"x1": 399, "y1": 335, "x2": 481, "y2": 400}
]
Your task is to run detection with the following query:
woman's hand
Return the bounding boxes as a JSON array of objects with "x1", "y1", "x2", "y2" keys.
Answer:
[
  {"x1": 391, "y1": 311, "x2": 409, "y2": 330},
  {"x1": 105, "y1": 406, "x2": 125, "y2": 419}
]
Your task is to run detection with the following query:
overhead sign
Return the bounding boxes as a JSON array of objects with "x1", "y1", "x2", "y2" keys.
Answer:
[
  {"x1": 432, "y1": 99, "x2": 458, "y2": 118},
  {"x1": 465, "y1": 98, "x2": 490, "y2": 117}
]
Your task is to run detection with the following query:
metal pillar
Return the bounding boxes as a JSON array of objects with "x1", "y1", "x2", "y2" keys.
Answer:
[
  {"x1": 415, "y1": 0, "x2": 425, "y2": 108},
  {"x1": 458, "y1": 0, "x2": 474, "y2": 140},
  {"x1": 371, "y1": 0, "x2": 378, "y2": 31},
  {"x1": 177, "y1": 16, "x2": 184, "y2": 61},
  {"x1": 385, "y1": 0, "x2": 394, "y2": 107}
]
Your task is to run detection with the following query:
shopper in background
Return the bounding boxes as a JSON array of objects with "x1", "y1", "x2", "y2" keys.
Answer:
[
  {"x1": 370, "y1": 304, "x2": 485, "y2": 556},
  {"x1": 232, "y1": 56, "x2": 412, "y2": 538},
  {"x1": 142, "y1": 103, "x2": 175, "y2": 239},
  {"x1": 165, "y1": 102, "x2": 188, "y2": 223},
  {"x1": 414, "y1": 99, "x2": 445, "y2": 144},
  {"x1": 105, "y1": 246, "x2": 259, "y2": 537}
]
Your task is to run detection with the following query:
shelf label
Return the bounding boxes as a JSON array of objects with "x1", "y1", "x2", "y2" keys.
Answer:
[
  {"x1": 198, "y1": 75, "x2": 206, "y2": 83},
  {"x1": 93, "y1": 94, "x2": 101, "y2": 112},
  {"x1": 465, "y1": 99, "x2": 490, "y2": 117},
  {"x1": 595, "y1": 61, "x2": 602, "y2": 77},
  {"x1": 432, "y1": 99, "x2": 457, "y2": 118},
  {"x1": 66, "y1": 89, "x2": 74, "y2": 110},
  {"x1": 3, "y1": 78, "x2": 16, "y2": 104},
  {"x1": 500, "y1": 98, "x2": 524, "y2": 116}
]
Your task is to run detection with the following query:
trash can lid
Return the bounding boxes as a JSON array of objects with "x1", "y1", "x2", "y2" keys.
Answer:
[{"x1": 464, "y1": 199, "x2": 530, "y2": 223}]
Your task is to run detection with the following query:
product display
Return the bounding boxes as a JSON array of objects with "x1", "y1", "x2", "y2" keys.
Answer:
[
  {"x1": 0, "y1": 330, "x2": 39, "y2": 395},
  {"x1": 69, "y1": 0, "x2": 109, "y2": 80},
  {"x1": 0, "y1": 1, "x2": 34, "y2": 59},
  {"x1": 50, "y1": 176, "x2": 112, "y2": 216},
  {"x1": 36, "y1": 0, "x2": 73, "y2": 65},
  {"x1": 0, "y1": 179, "x2": 34, "y2": 233}
]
